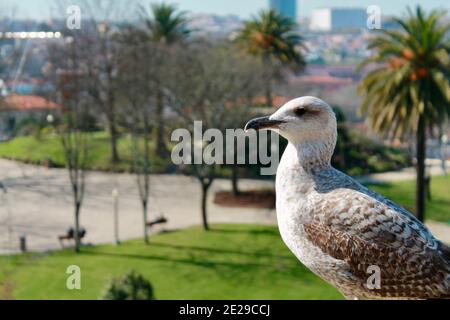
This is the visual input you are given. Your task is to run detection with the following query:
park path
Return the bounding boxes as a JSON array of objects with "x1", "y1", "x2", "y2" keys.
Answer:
[
  {"x1": 0, "y1": 159, "x2": 275, "y2": 254},
  {"x1": 357, "y1": 159, "x2": 449, "y2": 183},
  {"x1": 0, "y1": 158, "x2": 448, "y2": 253}
]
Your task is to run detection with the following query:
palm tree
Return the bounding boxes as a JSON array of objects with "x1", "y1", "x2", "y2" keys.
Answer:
[
  {"x1": 141, "y1": 2, "x2": 190, "y2": 156},
  {"x1": 358, "y1": 6, "x2": 450, "y2": 222},
  {"x1": 236, "y1": 9, "x2": 305, "y2": 106}
]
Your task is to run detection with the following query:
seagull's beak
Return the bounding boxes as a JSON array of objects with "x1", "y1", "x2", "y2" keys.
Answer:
[{"x1": 244, "y1": 116, "x2": 284, "y2": 132}]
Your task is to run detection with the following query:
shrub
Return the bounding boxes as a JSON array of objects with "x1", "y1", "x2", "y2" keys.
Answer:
[
  {"x1": 331, "y1": 107, "x2": 411, "y2": 176},
  {"x1": 100, "y1": 270, "x2": 155, "y2": 300}
]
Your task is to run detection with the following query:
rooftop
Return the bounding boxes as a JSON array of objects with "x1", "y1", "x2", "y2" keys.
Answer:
[{"x1": 1, "y1": 95, "x2": 60, "y2": 111}]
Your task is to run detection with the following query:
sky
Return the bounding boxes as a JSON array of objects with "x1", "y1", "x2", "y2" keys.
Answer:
[{"x1": 4, "y1": 0, "x2": 450, "y2": 20}]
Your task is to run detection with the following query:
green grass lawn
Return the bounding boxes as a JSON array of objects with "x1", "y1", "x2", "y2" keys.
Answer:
[
  {"x1": 0, "y1": 224, "x2": 342, "y2": 300},
  {"x1": 366, "y1": 174, "x2": 450, "y2": 223},
  {"x1": 0, "y1": 133, "x2": 168, "y2": 173},
  {"x1": 0, "y1": 132, "x2": 125, "y2": 170}
]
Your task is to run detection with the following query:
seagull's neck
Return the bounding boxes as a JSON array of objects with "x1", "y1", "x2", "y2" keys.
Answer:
[{"x1": 286, "y1": 140, "x2": 334, "y2": 174}]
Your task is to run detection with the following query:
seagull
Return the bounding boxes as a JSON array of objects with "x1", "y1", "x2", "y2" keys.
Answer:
[{"x1": 245, "y1": 96, "x2": 450, "y2": 300}]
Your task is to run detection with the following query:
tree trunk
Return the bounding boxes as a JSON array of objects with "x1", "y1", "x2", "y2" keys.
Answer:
[
  {"x1": 438, "y1": 129, "x2": 447, "y2": 175},
  {"x1": 265, "y1": 80, "x2": 272, "y2": 107},
  {"x1": 74, "y1": 202, "x2": 81, "y2": 253},
  {"x1": 231, "y1": 165, "x2": 240, "y2": 196},
  {"x1": 143, "y1": 199, "x2": 149, "y2": 244},
  {"x1": 415, "y1": 115, "x2": 426, "y2": 222},
  {"x1": 425, "y1": 176, "x2": 432, "y2": 201},
  {"x1": 155, "y1": 89, "x2": 167, "y2": 157},
  {"x1": 201, "y1": 184, "x2": 210, "y2": 231},
  {"x1": 109, "y1": 120, "x2": 120, "y2": 163},
  {"x1": 263, "y1": 54, "x2": 273, "y2": 107}
]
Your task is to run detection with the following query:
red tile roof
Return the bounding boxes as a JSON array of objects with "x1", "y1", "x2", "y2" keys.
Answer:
[{"x1": 1, "y1": 95, "x2": 61, "y2": 111}]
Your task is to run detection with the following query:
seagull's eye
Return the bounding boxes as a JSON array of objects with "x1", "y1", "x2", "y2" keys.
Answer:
[{"x1": 294, "y1": 108, "x2": 307, "y2": 117}]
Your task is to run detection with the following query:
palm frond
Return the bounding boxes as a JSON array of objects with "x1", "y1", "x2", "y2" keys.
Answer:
[{"x1": 358, "y1": 5, "x2": 450, "y2": 139}]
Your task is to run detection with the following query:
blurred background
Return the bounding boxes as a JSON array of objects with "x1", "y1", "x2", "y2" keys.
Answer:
[{"x1": 0, "y1": 0, "x2": 449, "y2": 300}]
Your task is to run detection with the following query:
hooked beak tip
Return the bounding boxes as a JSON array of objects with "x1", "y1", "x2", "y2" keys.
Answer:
[{"x1": 244, "y1": 116, "x2": 284, "y2": 131}]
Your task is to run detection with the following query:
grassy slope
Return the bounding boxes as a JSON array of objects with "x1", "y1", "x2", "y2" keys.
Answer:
[
  {"x1": 366, "y1": 174, "x2": 450, "y2": 223},
  {"x1": 0, "y1": 224, "x2": 342, "y2": 300},
  {"x1": 0, "y1": 132, "x2": 119, "y2": 169},
  {"x1": 0, "y1": 133, "x2": 165, "y2": 172}
]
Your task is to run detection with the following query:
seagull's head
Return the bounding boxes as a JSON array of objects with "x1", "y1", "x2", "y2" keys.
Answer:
[{"x1": 245, "y1": 96, "x2": 337, "y2": 147}]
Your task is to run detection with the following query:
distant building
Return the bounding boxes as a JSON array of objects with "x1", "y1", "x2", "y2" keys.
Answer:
[
  {"x1": 0, "y1": 95, "x2": 60, "y2": 138},
  {"x1": 270, "y1": 0, "x2": 297, "y2": 21},
  {"x1": 310, "y1": 8, "x2": 367, "y2": 31}
]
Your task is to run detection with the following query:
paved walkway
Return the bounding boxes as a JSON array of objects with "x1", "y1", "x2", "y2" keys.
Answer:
[
  {"x1": 357, "y1": 159, "x2": 450, "y2": 183},
  {"x1": 0, "y1": 159, "x2": 448, "y2": 253},
  {"x1": 0, "y1": 159, "x2": 275, "y2": 253}
]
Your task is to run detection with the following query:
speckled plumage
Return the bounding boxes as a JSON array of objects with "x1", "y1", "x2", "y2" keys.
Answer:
[{"x1": 250, "y1": 96, "x2": 450, "y2": 300}]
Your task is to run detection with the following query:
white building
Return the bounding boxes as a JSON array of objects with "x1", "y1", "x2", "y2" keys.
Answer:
[{"x1": 310, "y1": 8, "x2": 367, "y2": 31}]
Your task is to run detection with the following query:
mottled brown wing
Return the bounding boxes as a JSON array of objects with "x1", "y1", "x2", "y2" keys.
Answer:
[{"x1": 304, "y1": 189, "x2": 450, "y2": 299}]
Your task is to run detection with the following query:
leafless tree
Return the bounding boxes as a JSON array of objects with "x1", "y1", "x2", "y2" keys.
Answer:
[
  {"x1": 59, "y1": 112, "x2": 90, "y2": 253},
  {"x1": 45, "y1": 36, "x2": 91, "y2": 253},
  {"x1": 58, "y1": 0, "x2": 132, "y2": 163},
  {"x1": 168, "y1": 41, "x2": 263, "y2": 230},
  {"x1": 115, "y1": 26, "x2": 155, "y2": 243}
]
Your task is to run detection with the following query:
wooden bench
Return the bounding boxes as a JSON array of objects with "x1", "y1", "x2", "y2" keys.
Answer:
[
  {"x1": 146, "y1": 215, "x2": 168, "y2": 228},
  {"x1": 58, "y1": 228, "x2": 86, "y2": 247}
]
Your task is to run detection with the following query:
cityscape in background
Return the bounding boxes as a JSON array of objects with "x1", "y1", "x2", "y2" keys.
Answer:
[
  {"x1": 0, "y1": 1, "x2": 421, "y2": 136},
  {"x1": 0, "y1": 1, "x2": 448, "y2": 175},
  {"x1": 0, "y1": 2, "x2": 393, "y2": 106}
]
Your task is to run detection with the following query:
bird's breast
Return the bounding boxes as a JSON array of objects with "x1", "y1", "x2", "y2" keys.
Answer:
[{"x1": 276, "y1": 151, "x2": 316, "y2": 259}]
